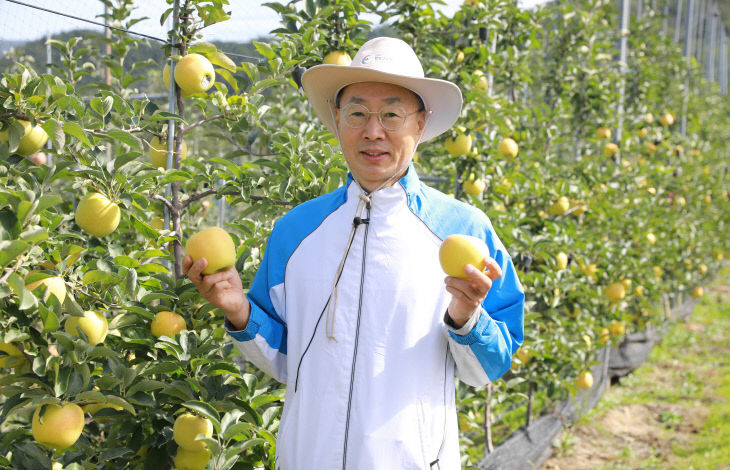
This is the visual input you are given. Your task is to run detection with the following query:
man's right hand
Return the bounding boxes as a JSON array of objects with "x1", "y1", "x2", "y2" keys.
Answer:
[{"x1": 182, "y1": 255, "x2": 250, "y2": 330}]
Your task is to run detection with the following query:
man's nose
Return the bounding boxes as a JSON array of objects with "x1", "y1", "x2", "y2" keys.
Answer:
[{"x1": 362, "y1": 112, "x2": 386, "y2": 139}]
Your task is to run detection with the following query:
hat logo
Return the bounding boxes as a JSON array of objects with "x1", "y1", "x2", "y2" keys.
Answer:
[{"x1": 361, "y1": 54, "x2": 393, "y2": 65}]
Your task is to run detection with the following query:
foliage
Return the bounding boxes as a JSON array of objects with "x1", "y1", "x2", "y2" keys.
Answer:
[{"x1": 0, "y1": 0, "x2": 728, "y2": 468}]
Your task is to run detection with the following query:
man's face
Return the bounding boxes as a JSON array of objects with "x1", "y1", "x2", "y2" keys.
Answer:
[{"x1": 335, "y1": 82, "x2": 426, "y2": 192}]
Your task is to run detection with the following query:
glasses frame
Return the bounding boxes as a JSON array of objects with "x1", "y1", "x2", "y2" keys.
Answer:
[{"x1": 338, "y1": 102, "x2": 423, "y2": 132}]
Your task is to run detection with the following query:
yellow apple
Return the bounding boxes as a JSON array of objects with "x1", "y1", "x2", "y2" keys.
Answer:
[
  {"x1": 462, "y1": 173, "x2": 485, "y2": 196},
  {"x1": 621, "y1": 278, "x2": 632, "y2": 289},
  {"x1": 595, "y1": 127, "x2": 612, "y2": 140},
  {"x1": 691, "y1": 286, "x2": 704, "y2": 298},
  {"x1": 65, "y1": 311, "x2": 108, "y2": 345},
  {"x1": 473, "y1": 70, "x2": 488, "y2": 90},
  {"x1": 173, "y1": 447, "x2": 211, "y2": 470},
  {"x1": 582, "y1": 334, "x2": 592, "y2": 349},
  {"x1": 603, "y1": 142, "x2": 619, "y2": 157},
  {"x1": 174, "y1": 54, "x2": 215, "y2": 96},
  {"x1": 643, "y1": 141, "x2": 657, "y2": 155},
  {"x1": 548, "y1": 196, "x2": 570, "y2": 215},
  {"x1": 634, "y1": 285, "x2": 644, "y2": 297},
  {"x1": 0, "y1": 342, "x2": 27, "y2": 370},
  {"x1": 444, "y1": 132, "x2": 473, "y2": 156},
  {"x1": 637, "y1": 127, "x2": 648, "y2": 138},
  {"x1": 323, "y1": 51, "x2": 352, "y2": 65},
  {"x1": 644, "y1": 112, "x2": 654, "y2": 123},
  {"x1": 659, "y1": 112, "x2": 674, "y2": 126},
  {"x1": 32, "y1": 403, "x2": 85, "y2": 450},
  {"x1": 497, "y1": 137, "x2": 518, "y2": 159},
  {"x1": 556, "y1": 252, "x2": 568, "y2": 270},
  {"x1": 645, "y1": 232, "x2": 656, "y2": 244},
  {"x1": 605, "y1": 282, "x2": 626, "y2": 303},
  {"x1": 52, "y1": 462, "x2": 63, "y2": 470},
  {"x1": 598, "y1": 328, "x2": 610, "y2": 344},
  {"x1": 610, "y1": 320, "x2": 626, "y2": 335},
  {"x1": 149, "y1": 136, "x2": 187, "y2": 168},
  {"x1": 439, "y1": 234, "x2": 490, "y2": 279},
  {"x1": 75, "y1": 192, "x2": 121, "y2": 237},
  {"x1": 516, "y1": 347, "x2": 530, "y2": 365},
  {"x1": 185, "y1": 227, "x2": 237, "y2": 275},
  {"x1": 151, "y1": 311, "x2": 186, "y2": 337},
  {"x1": 26, "y1": 275, "x2": 67, "y2": 304},
  {"x1": 575, "y1": 371, "x2": 593, "y2": 389},
  {"x1": 0, "y1": 120, "x2": 49, "y2": 156},
  {"x1": 653, "y1": 266, "x2": 663, "y2": 278},
  {"x1": 174, "y1": 413, "x2": 213, "y2": 451}
]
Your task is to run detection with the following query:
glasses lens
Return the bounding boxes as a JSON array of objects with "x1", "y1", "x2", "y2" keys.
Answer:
[
  {"x1": 378, "y1": 105, "x2": 407, "y2": 131},
  {"x1": 343, "y1": 103, "x2": 369, "y2": 128}
]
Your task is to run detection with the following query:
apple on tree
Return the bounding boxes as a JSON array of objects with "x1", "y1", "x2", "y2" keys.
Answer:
[
  {"x1": 165, "y1": 54, "x2": 216, "y2": 97},
  {"x1": 497, "y1": 137, "x2": 519, "y2": 159},
  {"x1": 151, "y1": 311, "x2": 187, "y2": 338},
  {"x1": 323, "y1": 51, "x2": 352, "y2": 65},
  {"x1": 173, "y1": 412, "x2": 213, "y2": 451},
  {"x1": 26, "y1": 275, "x2": 67, "y2": 304},
  {"x1": 149, "y1": 135, "x2": 187, "y2": 168},
  {"x1": 32, "y1": 403, "x2": 85, "y2": 450},
  {"x1": 64, "y1": 311, "x2": 109, "y2": 346},
  {"x1": 75, "y1": 192, "x2": 121, "y2": 237},
  {"x1": 0, "y1": 119, "x2": 49, "y2": 156},
  {"x1": 462, "y1": 173, "x2": 485, "y2": 196},
  {"x1": 444, "y1": 129, "x2": 473, "y2": 156},
  {"x1": 174, "y1": 447, "x2": 212, "y2": 470}
]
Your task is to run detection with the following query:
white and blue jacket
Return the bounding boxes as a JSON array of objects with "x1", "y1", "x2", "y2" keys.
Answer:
[{"x1": 226, "y1": 165, "x2": 524, "y2": 469}]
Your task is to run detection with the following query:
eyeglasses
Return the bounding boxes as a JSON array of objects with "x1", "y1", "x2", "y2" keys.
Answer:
[{"x1": 340, "y1": 103, "x2": 421, "y2": 131}]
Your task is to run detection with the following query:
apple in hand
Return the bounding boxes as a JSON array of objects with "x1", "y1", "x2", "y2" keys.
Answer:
[
  {"x1": 185, "y1": 227, "x2": 237, "y2": 275},
  {"x1": 439, "y1": 234, "x2": 490, "y2": 279}
]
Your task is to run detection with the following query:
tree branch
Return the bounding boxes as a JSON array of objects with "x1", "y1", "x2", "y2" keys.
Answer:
[
  {"x1": 181, "y1": 114, "x2": 231, "y2": 134},
  {"x1": 151, "y1": 194, "x2": 174, "y2": 212}
]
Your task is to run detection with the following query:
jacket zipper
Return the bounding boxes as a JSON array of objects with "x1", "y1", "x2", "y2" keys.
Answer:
[{"x1": 342, "y1": 201, "x2": 371, "y2": 470}]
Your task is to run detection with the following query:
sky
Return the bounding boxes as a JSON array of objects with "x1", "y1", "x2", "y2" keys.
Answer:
[{"x1": 0, "y1": 0, "x2": 549, "y2": 44}]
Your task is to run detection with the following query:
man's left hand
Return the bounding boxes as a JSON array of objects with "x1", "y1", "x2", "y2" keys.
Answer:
[{"x1": 444, "y1": 257, "x2": 502, "y2": 328}]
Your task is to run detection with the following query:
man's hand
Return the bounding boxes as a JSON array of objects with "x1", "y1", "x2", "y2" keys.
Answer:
[
  {"x1": 182, "y1": 255, "x2": 250, "y2": 330},
  {"x1": 444, "y1": 257, "x2": 502, "y2": 328}
]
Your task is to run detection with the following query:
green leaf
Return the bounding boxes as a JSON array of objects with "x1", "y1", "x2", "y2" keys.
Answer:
[
  {"x1": 189, "y1": 42, "x2": 218, "y2": 55},
  {"x1": 38, "y1": 304, "x2": 60, "y2": 332},
  {"x1": 210, "y1": 51, "x2": 237, "y2": 73},
  {"x1": 35, "y1": 194, "x2": 63, "y2": 213},
  {"x1": 253, "y1": 41, "x2": 276, "y2": 60},
  {"x1": 63, "y1": 121, "x2": 92, "y2": 147},
  {"x1": 82, "y1": 270, "x2": 118, "y2": 285},
  {"x1": 0, "y1": 240, "x2": 29, "y2": 267},
  {"x1": 63, "y1": 293, "x2": 85, "y2": 317},
  {"x1": 182, "y1": 400, "x2": 221, "y2": 430},
  {"x1": 20, "y1": 228, "x2": 48, "y2": 244},
  {"x1": 107, "y1": 129, "x2": 143, "y2": 151}
]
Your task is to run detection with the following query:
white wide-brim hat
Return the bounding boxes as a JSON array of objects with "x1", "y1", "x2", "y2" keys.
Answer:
[{"x1": 301, "y1": 37, "x2": 463, "y2": 142}]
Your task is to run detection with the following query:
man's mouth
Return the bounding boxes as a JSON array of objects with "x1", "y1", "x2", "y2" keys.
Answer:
[{"x1": 360, "y1": 150, "x2": 389, "y2": 161}]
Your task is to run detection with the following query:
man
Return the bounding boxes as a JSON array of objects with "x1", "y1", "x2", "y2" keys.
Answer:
[{"x1": 183, "y1": 37, "x2": 524, "y2": 470}]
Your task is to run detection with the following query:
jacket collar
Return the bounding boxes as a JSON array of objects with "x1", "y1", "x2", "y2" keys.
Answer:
[{"x1": 344, "y1": 162, "x2": 421, "y2": 198}]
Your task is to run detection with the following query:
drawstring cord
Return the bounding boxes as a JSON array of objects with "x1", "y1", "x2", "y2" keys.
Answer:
[{"x1": 323, "y1": 100, "x2": 430, "y2": 341}]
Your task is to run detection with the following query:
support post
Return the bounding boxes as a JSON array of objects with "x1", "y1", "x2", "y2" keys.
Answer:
[
  {"x1": 615, "y1": 0, "x2": 631, "y2": 154},
  {"x1": 681, "y1": 0, "x2": 696, "y2": 136}
]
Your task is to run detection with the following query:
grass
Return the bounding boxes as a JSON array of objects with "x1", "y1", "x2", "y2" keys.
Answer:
[{"x1": 543, "y1": 264, "x2": 730, "y2": 470}]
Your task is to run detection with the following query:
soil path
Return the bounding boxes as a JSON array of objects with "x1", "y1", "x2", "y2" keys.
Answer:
[{"x1": 541, "y1": 280, "x2": 730, "y2": 470}]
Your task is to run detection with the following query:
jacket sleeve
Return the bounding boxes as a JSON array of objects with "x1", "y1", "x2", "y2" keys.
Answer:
[
  {"x1": 446, "y1": 245, "x2": 524, "y2": 387},
  {"x1": 225, "y1": 230, "x2": 288, "y2": 383}
]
